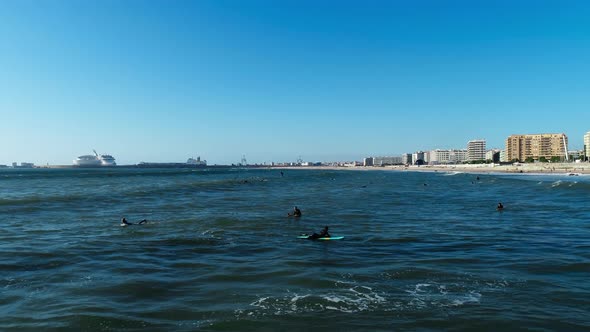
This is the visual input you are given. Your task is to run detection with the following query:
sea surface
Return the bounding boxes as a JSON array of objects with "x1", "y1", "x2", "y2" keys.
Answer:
[{"x1": 1, "y1": 167, "x2": 589, "y2": 331}]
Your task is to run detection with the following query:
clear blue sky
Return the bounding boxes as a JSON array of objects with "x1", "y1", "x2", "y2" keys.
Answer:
[{"x1": 1, "y1": 0, "x2": 589, "y2": 165}]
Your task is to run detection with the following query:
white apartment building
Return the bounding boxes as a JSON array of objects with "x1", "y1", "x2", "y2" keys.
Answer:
[
  {"x1": 585, "y1": 131, "x2": 590, "y2": 161},
  {"x1": 485, "y1": 149, "x2": 501, "y2": 162},
  {"x1": 373, "y1": 156, "x2": 402, "y2": 166},
  {"x1": 412, "y1": 151, "x2": 426, "y2": 165},
  {"x1": 467, "y1": 139, "x2": 486, "y2": 161},
  {"x1": 450, "y1": 149, "x2": 468, "y2": 163},
  {"x1": 401, "y1": 154, "x2": 412, "y2": 165},
  {"x1": 429, "y1": 149, "x2": 450, "y2": 165},
  {"x1": 428, "y1": 149, "x2": 468, "y2": 164}
]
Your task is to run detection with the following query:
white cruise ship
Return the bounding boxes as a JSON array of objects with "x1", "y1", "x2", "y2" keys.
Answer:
[{"x1": 73, "y1": 150, "x2": 117, "y2": 167}]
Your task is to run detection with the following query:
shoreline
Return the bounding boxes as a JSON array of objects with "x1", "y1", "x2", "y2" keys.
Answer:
[
  {"x1": 273, "y1": 163, "x2": 590, "y2": 175},
  {"x1": 5, "y1": 163, "x2": 590, "y2": 175}
]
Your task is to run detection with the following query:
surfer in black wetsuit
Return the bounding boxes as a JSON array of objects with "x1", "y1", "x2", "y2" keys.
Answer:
[
  {"x1": 288, "y1": 206, "x2": 302, "y2": 218},
  {"x1": 497, "y1": 202, "x2": 504, "y2": 210},
  {"x1": 309, "y1": 226, "x2": 330, "y2": 239},
  {"x1": 121, "y1": 217, "x2": 147, "y2": 226}
]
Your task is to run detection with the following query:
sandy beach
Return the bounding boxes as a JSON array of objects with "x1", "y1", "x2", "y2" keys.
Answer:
[{"x1": 275, "y1": 163, "x2": 590, "y2": 175}]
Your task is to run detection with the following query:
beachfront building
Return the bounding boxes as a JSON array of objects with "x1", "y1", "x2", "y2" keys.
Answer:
[
  {"x1": 449, "y1": 149, "x2": 468, "y2": 164},
  {"x1": 467, "y1": 139, "x2": 486, "y2": 162},
  {"x1": 500, "y1": 150, "x2": 508, "y2": 163},
  {"x1": 412, "y1": 151, "x2": 426, "y2": 165},
  {"x1": 505, "y1": 133, "x2": 568, "y2": 162},
  {"x1": 486, "y1": 149, "x2": 501, "y2": 163},
  {"x1": 585, "y1": 131, "x2": 590, "y2": 161},
  {"x1": 401, "y1": 153, "x2": 412, "y2": 165},
  {"x1": 363, "y1": 157, "x2": 374, "y2": 167},
  {"x1": 568, "y1": 150, "x2": 583, "y2": 161},
  {"x1": 428, "y1": 149, "x2": 468, "y2": 164},
  {"x1": 373, "y1": 156, "x2": 402, "y2": 166},
  {"x1": 429, "y1": 149, "x2": 450, "y2": 165}
]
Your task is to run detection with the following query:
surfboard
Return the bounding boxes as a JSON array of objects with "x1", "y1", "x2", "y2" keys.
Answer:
[{"x1": 297, "y1": 235, "x2": 344, "y2": 240}]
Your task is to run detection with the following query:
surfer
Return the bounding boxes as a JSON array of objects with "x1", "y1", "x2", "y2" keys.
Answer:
[
  {"x1": 497, "y1": 202, "x2": 504, "y2": 210},
  {"x1": 121, "y1": 217, "x2": 147, "y2": 226},
  {"x1": 288, "y1": 206, "x2": 302, "y2": 218},
  {"x1": 309, "y1": 226, "x2": 330, "y2": 239}
]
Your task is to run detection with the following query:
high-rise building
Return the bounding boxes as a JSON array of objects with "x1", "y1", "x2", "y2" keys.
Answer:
[
  {"x1": 429, "y1": 149, "x2": 450, "y2": 165},
  {"x1": 412, "y1": 151, "x2": 426, "y2": 165},
  {"x1": 449, "y1": 149, "x2": 468, "y2": 163},
  {"x1": 500, "y1": 150, "x2": 508, "y2": 163},
  {"x1": 401, "y1": 153, "x2": 412, "y2": 165},
  {"x1": 373, "y1": 156, "x2": 402, "y2": 166},
  {"x1": 467, "y1": 139, "x2": 486, "y2": 161},
  {"x1": 428, "y1": 149, "x2": 468, "y2": 164},
  {"x1": 505, "y1": 133, "x2": 568, "y2": 162},
  {"x1": 584, "y1": 131, "x2": 590, "y2": 161},
  {"x1": 485, "y1": 149, "x2": 501, "y2": 163},
  {"x1": 363, "y1": 157, "x2": 374, "y2": 166}
]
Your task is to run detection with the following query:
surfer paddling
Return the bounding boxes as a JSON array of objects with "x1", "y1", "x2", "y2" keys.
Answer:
[
  {"x1": 308, "y1": 226, "x2": 330, "y2": 239},
  {"x1": 287, "y1": 206, "x2": 302, "y2": 218},
  {"x1": 121, "y1": 217, "x2": 147, "y2": 226}
]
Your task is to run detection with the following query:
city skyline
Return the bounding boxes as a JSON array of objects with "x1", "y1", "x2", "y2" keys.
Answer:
[
  {"x1": 2, "y1": 1, "x2": 590, "y2": 165},
  {"x1": 4, "y1": 131, "x2": 585, "y2": 167}
]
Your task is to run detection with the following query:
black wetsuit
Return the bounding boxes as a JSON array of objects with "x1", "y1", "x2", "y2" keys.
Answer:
[
  {"x1": 122, "y1": 219, "x2": 147, "y2": 225},
  {"x1": 310, "y1": 229, "x2": 330, "y2": 239}
]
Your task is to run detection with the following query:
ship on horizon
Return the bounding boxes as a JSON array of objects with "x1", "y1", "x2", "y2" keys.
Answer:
[
  {"x1": 137, "y1": 156, "x2": 207, "y2": 168},
  {"x1": 73, "y1": 150, "x2": 116, "y2": 167}
]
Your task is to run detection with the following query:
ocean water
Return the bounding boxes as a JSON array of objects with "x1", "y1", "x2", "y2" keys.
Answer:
[{"x1": 1, "y1": 168, "x2": 589, "y2": 331}]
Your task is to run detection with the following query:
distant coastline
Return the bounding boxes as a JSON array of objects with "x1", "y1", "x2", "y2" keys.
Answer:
[
  {"x1": 273, "y1": 163, "x2": 590, "y2": 175},
  {"x1": 6, "y1": 162, "x2": 590, "y2": 175}
]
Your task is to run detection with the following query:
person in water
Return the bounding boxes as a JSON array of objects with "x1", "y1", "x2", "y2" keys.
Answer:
[
  {"x1": 309, "y1": 226, "x2": 330, "y2": 239},
  {"x1": 497, "y1": 202, "x2": 504, "y2": 210},
  {"x1": 121, "y1": 217, "x2": 147, "y2": 226},
  {"x1": 288, "y1": 206, "x2": 302, "y2": 217}
]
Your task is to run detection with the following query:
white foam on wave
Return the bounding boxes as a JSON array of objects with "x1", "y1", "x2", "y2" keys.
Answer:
[
  {"x1": 236, "y1": 275, "x2": 511, "y2": 318},
  {"x1": 442, "y1": 171, "x2": 463, "y2": 176},
  {"x1": 450, "y1": 291, "x2": 481, "y2": 306},
  {"x1": 318, "y1": 286, "x2": 386, "y2": 313},
  {"x1": 403, "y1": 281, "x2": 485, "y2": 309},
  {"x1": 237, "y1": 284, "x2": 388, "y2": 318}
]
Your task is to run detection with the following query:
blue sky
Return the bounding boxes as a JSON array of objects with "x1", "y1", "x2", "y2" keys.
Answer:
[{"x1": 1, "y1": 0, "x2": 589, "y2": 165}]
